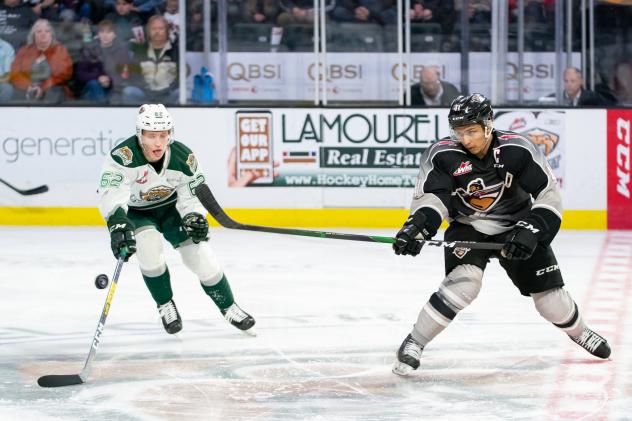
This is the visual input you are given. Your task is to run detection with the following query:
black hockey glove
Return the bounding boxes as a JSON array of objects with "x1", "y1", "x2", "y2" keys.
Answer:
[
  {"x1": 501, "y1": 208, "x2": 561, "y2": 260},
  {"x1": 501, "y1": 221, "x2": 539, "y2": 260},
  {"x1": 182, "y1": 212, "x2": 209, "y2": 243},
  {"x1": 107, "y1": 208, "x2": 136, "y2": 261},
  {"x1": 393, "y1": 210, "x2": 438, "y2": 257}
]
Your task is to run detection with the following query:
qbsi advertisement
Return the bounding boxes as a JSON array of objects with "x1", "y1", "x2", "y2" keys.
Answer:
[{"x1": 607, "y1": 109, "x2": 632, "y2": 229}]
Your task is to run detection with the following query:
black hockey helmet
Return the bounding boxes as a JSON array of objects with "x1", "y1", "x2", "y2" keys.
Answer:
[{"x1": 448, "y1": 93, "x2": 494, "y2": 134}]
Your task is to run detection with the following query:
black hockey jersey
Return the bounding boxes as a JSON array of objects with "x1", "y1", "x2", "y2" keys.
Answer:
[{"x1": 411, "y1": 129, "x2": 563, "y2": 235}]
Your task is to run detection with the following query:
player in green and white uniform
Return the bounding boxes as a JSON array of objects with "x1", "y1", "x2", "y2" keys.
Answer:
[{"x1": 98, "y1": 104, "x2": 255, "y2": 335}]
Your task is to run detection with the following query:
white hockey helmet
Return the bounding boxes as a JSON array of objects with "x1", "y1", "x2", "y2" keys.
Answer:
[{"x1": 135, "y1": 104, "x2": 174, "y2": 141}]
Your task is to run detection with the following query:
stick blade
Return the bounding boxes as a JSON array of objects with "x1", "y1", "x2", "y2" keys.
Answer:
[
  {"x1": 38, "y1": 374, "x2": 84, "y2": 388},
  {"x1": 22, "y1": 185, "x2": 49, "y2": 195}
]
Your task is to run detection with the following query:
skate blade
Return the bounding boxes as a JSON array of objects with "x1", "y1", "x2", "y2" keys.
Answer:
[
  {"x1": 241, "y1": 327, "x2": 257, "y2": 337},
  {"x1": 392, "y1": 361, "x2": 414, "y2": 376}
]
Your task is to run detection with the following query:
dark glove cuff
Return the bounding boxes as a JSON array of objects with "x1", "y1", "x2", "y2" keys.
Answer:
[
  {"x1": 412, "y1": 207, "x2": 442, "y2": 238},
  {"x1": 524, "y1": 207, "x2": 561, "y2": 246},
  {"x1": 107, "y1": 207, "x2": 135, "y2": 231}
]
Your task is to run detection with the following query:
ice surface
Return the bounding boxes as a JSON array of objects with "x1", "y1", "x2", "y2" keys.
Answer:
[{"x1": 1, "y1": 227, "x2": 630, "y2": 420}]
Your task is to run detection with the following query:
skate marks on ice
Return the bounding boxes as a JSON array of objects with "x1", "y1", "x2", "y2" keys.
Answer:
[{"x1": 6, "y1": 316, "x2": 613, "y2": 421}]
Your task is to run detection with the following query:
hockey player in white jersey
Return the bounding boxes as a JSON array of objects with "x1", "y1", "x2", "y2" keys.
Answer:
[
  {"x1": 98, "y1": 104, "x2": 255, "y2": 335},
  {"x1": 392, "y1": 93, "x2": 611, "y2": 375}
]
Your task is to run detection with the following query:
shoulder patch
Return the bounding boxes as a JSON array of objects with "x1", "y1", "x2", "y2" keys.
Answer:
[
  {"x1": 186, "y1": 153, "x2": 198, "y2": 173},
  {"x1": 113, "y1": 146, "x2": 134, "y2": 166}
]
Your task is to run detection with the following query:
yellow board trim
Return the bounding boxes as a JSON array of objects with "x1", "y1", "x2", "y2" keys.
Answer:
[{"x1": 0, "y1": 207, "x2": 608, "y2": 230}]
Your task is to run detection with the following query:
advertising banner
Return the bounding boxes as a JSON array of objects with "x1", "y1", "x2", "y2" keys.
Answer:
[
  {"x1": 228, "y1": 109, "x2": 450, "y2": 188},
  {"x1": 187, "y1": 52, "x2": 579, "y2": 102},
  {"x1": 494, "y1": 110, "x2": 567, "y2": 188},
  {"x1": 607, "y1": 109, "x2": 632, "y2": 229}
]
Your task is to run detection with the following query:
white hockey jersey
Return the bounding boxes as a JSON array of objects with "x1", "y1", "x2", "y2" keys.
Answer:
[{"x1": 98, "y1": 135, "x2": 206, "y2": 220}]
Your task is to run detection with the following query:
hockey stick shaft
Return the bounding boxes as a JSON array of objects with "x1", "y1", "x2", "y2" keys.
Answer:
[
  {"x1": 38, "y1": 252, "x2": 127, "y2": 388},
  {"x1": 0, "y1": 178, "x2": 49, "y2": 195},
  {"x1": 195, "y1": 184, "x2": 503, "y2": 250}
]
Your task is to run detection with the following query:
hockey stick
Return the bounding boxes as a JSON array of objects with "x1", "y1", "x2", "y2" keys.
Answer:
[
  {"x1": 0, "y1": 178, "x2": 48, "y2": 195},
  {"x1": 37, "y1": 251, "x2": 127, "y2": 388},
  {"x1": 195, "y1": 184, "x2": 504, "y2": 250}
]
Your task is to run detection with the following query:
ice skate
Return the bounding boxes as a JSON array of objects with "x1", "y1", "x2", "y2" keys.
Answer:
[
  {"x1": 570, "y1": 327, "x2": 611, "y2": 359},
  {"x1": 222, "y1": 303, "x2": 256, "y2": 336},
  {"x1": 158, "y1": 299, "x2": 182, "y2": 334},
  {"x1": 392, "y1": 334, "x2": 424, "y2": 376}
]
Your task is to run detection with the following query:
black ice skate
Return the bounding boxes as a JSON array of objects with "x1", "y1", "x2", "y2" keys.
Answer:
[
  {"x1": 570, "y1": 327, "x2": 611, "y2": 359},
  {"x1": 221, "y1": 303, "x2": 256, "y2": 335},
  {"x1": 158, "y1": 300, "x2": 182, "y2": 334},
  {"x1": 392, "y1": 334, "x2": 424, "y2": 376}
]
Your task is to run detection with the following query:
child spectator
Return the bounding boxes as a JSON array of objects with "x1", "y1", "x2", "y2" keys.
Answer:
[{"x1": 75, "y1": 19, "x2": 135, "y2": 103}]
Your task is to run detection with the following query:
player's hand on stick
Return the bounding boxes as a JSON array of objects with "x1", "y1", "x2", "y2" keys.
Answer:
[
  {"x1": 501, "y1": 221, "x2": 538, "y2": 260},
  {"x1": 393, "y1": 211, "x2": 432, "y2": 256},
  {"x1": 107, "y1": 213, "x2": 136, "y2": 261},
  {"x1": 183, "y1": 212, "x2": 209, "y2": 243}
]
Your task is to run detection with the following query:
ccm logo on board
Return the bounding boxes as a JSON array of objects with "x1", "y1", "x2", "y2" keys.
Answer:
[{"x1": 616, "y1": 117, "x2": 631, "y2": 199}]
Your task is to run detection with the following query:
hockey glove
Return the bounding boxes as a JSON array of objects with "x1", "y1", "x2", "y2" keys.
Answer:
[
  {"x1": 107, "y1": 208, "x2": 136, "y2": 261},
  {"x1": 393, "y1": 210, "x2": 437, "y2": 257},
  {"x1": 182, "y1": 212, "x2": 209, "y2": 243},
  {"x1": 501, "y1": 221, "x2": 539, "y2": 260}
]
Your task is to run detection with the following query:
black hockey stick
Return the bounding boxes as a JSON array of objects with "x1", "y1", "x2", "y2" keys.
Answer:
[
  {"x1": 38, "y1": 251, "x2": 127, "y2": 388},
  {"x1": 0, "y1": 178, "x2": 49, "y2": 195},
  {"x1": 195, "y1": 184, "x2": 504, "y2": 250}
]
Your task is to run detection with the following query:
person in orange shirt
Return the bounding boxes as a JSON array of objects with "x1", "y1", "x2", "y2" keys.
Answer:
[{"x1": 10, "y1": 18, "x2": 72, "y2": 103}]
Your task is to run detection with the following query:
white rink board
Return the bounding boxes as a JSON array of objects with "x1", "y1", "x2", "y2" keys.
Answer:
[{"x1": 0, "y1": 107, "x2": 606, "y2": 210}]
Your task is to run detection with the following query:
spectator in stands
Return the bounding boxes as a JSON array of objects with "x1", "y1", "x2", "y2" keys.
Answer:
[
  {"x1": 454, "y1": 0, "x2": 490, "y2": 23},
  {"x1": 0, "y1": 36, "x2": 14, "y2": 101},
  {"x1": 613, "y1": 60, "x2": 632, "y2": 106},
  {"x1": 105, "y1": 0, "x2": 145, "y2": 44},
  {"x1": 27, "y1": 0, "x2": 60, "y2": 21},
  {"x1": 548, "y1": 67, "x2": 606, "y2": 106},
  {"x1": 410, "y1": 66, "x2": 460, "y2": 106},
  {"x1": 127, "y1": 14, "x2": 178, "y2": 103},
  {"x1": 75, "y1": 19, "x2": 134, "y2": 103},
  {"x1": 55, "y1": 8, "x2": 93, "y2": 61},
  {"x1": 9, "y1": 18, "x2": 72, "y2": 103},
  {"x1": 329, "y1": 0, "x2": 396, "y2": 25},
  {"x1": 0, "y1": 0, "x2": 38, "y2": 50},
  {"x1": 410, "y1": 1, "x2": 435, "y2": 22},
  {"x1": 242, "y1": 0, "x2": 281, "y2": 24},
  {"x1": 161, "y1": 0, "x2": 179, "y2": 42},
  {"x1": 277, "y1": 0, "x2": 316, "y2": 25},
  {"x1": 104, "y1": 0, "x2": 165, "y2": 22}
]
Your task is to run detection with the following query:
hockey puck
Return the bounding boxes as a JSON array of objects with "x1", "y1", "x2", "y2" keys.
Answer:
[{"x1": 95, "y1": 274, "x2": 109, "y2": 289}]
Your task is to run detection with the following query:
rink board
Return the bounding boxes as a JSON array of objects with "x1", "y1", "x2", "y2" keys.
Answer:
[{"x1": 0, "y1": 107, "x2": 628, "y2": 229}]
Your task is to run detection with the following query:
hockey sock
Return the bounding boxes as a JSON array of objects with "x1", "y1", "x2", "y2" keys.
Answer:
[
  {"x1": 532, "y1": 288, "x2": 585, "y2": 338},
  {"x1": 201, "y1": 274, "x2": 235, "y2": 310},
  {"x1": 142, "y1": 268, "x2": 173, "y2": 306}
]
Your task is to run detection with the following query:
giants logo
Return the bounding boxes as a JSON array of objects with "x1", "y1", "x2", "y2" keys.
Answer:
[{"x1": 455, "y1": 178, "x2": 505, "y2": 212}]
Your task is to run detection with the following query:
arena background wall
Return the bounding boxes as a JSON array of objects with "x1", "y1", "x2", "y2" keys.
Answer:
[{"x1": 0, "y1": 107, "x2": 629, "y2": 229}]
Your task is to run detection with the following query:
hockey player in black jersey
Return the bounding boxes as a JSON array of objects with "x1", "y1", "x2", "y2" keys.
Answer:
[{"x1": 392, "y1": 93, "x2": 611, "y2": 376}]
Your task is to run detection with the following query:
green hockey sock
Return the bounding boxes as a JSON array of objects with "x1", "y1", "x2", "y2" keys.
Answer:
[
  {"x1": 142, "y1": 268, "x2": 173, "y2": 306},
  {"x1": 201, "y1": 275, "x2": 235, "y2": 310}
]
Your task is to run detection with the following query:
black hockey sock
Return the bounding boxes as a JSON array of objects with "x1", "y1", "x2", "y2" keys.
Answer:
[
  {"x1": 142, "y1": 268, "x2": 173, "y2": 306},
  {"x1": 201, "y1": 275, "x2": 235, "y2": 311}
]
